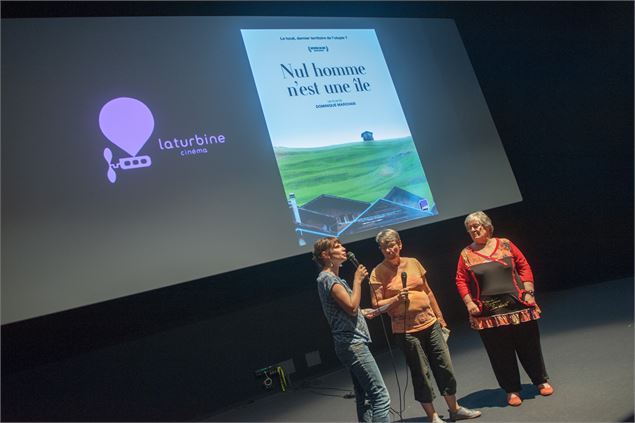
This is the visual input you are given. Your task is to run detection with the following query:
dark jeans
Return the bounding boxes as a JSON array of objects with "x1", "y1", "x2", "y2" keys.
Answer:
[
  {"x1": 335, "y1": 342, "x2": 391, "y2": 423},
  {"x1": 395, "y1": 321, "x2": 457, "y2": 403},
  {"x1": 479, "y1": 319, "x2": 549, "y2": 393}
]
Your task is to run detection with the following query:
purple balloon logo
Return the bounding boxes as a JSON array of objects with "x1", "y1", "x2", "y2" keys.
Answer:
[{"x1": 99, "y1": 97, "x2": 154, "y2": 183}]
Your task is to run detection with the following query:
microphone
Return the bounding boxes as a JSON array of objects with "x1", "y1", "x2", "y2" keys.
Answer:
[
  {"x1": 401, "y1": 271, "x2": 409, "y2": 307},
  {"x1": 347, "y1": 252, "x2": 360, "y2": 268},
  {"x1": 347, "y1": 252, "x2": 369, "y2": 283}
]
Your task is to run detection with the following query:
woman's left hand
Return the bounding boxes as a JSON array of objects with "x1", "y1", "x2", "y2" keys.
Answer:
[{"x1": 353, "y1": 265, "x2": 368, "y2": 284}]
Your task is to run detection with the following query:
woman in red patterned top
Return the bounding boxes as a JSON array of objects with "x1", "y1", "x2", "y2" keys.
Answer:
[{"x1": 455, "y1": 211, "x2": 553, "y2": 406}]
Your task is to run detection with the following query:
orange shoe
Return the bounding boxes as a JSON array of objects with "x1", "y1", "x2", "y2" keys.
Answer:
[
  {"x1": 538, "y1": 383, "x2": 554, "y2": 396},
  {"x1": 507, "y1": 392, "x2": 522, "y2": 406}
]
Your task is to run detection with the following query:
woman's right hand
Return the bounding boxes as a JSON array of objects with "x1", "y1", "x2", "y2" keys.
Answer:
[
  {"x1": 466, "y1": 301, "x2": 481, "y2": 316},
  {"x1": 397, "y1": 288, "x2": 409, "y2": 303}
]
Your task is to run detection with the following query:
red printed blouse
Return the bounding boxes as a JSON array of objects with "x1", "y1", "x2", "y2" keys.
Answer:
[{"x1": 456, "y1": 238, "x2": 541, "y2": 330}]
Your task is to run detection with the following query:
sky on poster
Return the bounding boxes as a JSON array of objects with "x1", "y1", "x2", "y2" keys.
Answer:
[{"x1": 241, "y1": 29, "x2": 412, "y2": 148}]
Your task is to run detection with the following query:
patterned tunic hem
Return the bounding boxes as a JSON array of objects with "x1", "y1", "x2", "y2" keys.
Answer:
[{"x1": 470, "y1": 306, "x2": 541, "y2": 330}]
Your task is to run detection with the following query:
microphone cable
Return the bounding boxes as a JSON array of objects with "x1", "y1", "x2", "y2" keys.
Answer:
[
  {"x1": 400, "y1": 271, "x2": 410, "y2": 416},
  {"x1": 369, "y1": 279, "x2": 405, "y2": 422},
  {"x1": 348, "y1": 252, "x2": 404, "y2": 421}
]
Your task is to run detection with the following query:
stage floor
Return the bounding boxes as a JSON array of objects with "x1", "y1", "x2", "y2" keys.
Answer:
[{"x1": 207, "y1": 278, "x2": 634, "y2": 422}]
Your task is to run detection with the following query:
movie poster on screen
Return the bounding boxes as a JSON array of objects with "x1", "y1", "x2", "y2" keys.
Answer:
[{"x1": 241, "y1": 29, "x2": 437, "y2": 246}]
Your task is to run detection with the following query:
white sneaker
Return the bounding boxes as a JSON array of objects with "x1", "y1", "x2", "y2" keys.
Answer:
[
  {"x1": 449, "y1": 406, "x2": 481, "y2": 421},
  {"x1": 431, "y1": 414, "x2": 446, "y2": 423}
]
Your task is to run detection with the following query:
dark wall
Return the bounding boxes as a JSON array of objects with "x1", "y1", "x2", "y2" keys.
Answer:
[{"x1": 2, "y1": 2, "x2": 633, "y2": 421}]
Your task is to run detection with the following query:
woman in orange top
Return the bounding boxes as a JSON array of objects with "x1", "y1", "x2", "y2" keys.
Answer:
[{"x1": 370, "y1": 229, "x2": 481, "y2": 423}]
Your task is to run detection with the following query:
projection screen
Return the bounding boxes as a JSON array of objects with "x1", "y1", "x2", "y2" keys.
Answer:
[{"x1": 1, "y1": 16, "x2": 521, "y2": 323}]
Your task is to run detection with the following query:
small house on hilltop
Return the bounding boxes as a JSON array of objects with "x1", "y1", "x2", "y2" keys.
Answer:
[{"x1": 361, "y1": 131, "x2": 374, "y2": 141}]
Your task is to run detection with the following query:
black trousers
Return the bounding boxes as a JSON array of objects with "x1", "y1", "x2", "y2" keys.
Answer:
[
  {"x1": 395, "y1": 321, "x2": 457, "y2": 403},
  {"x1": 479, "y1": 320, "x2": 549, "y2": 393}
]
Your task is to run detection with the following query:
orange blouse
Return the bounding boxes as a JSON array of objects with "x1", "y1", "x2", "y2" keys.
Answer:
[{"x1": 370, "y1": 257, "x2": 443, "y2": 334}]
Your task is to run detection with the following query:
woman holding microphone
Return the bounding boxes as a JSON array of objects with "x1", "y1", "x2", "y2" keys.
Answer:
[{"x1": 313, "y1": 236, "x2": 391, "y2": 422}]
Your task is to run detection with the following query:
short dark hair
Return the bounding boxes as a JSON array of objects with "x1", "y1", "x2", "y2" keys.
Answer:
[{"x1": 312, "y1": 237, "x2": 339, "y2": 267}]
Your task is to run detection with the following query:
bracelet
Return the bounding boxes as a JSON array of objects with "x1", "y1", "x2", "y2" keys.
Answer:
[{"x1": 525, "y1": 290, "x2": 535, "y2": 297}]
